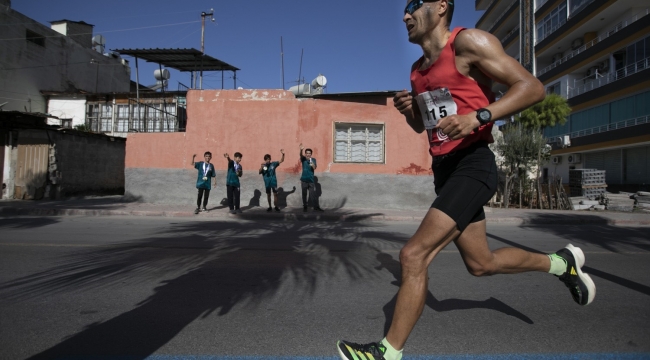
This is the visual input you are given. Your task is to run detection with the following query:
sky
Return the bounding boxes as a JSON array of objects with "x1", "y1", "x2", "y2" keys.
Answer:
[{"x1": 11, "y1": 0, "x2": 484, "y2": 93}]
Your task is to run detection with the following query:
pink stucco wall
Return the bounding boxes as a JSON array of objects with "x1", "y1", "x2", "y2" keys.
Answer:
[{"x1": 126, "y1": 89, "x2": 432, "y2": 175}]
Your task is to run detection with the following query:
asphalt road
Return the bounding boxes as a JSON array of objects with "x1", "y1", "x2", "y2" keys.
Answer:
[{"x1": 0, "y1": 215, "x2": 649, "y2": 360}]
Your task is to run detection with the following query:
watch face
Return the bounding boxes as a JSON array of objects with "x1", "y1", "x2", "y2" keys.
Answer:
[{"x1": 479, "y1": 110, "x2": 490, "y2": 121}]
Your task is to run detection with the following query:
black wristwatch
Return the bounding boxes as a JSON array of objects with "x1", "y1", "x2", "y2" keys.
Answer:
[{"x1": 476, "y1": 108, "x2": 492, "y2": 125}]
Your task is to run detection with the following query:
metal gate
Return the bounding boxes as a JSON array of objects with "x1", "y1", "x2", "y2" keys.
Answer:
[
  {"x1": 585, "y1": 149, "x2": 622, "y2": 185},
  {"x1": 0, "y1": 131, "x2": 6, "y2": 195},
  {"x1": 15, "y1": 134, "x2": 49, "y2": 200}
]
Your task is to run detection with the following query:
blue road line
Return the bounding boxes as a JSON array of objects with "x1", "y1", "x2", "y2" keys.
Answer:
[{"x1": 135, "y1": 354, "x2": 650, "y2": 360}]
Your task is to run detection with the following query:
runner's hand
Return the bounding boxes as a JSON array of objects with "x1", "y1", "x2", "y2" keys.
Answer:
[
  {"x1": 436, "y1": 113, "x2": 481, "y2": 140},
  {"x1": 393, "y1": 90, "x2": 415, "y2": 118}
]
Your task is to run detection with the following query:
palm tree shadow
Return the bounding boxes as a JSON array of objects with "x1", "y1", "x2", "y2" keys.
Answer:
[
  {"x1": 0, "y1": 212, "x2": 406, "y2": 359},
  {"x1": 375, "y1": 252, "x2": 533, "y2": 335}
]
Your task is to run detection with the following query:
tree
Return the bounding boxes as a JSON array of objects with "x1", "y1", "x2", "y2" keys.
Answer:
[
  {"x1": 515, "y1": 93, "x2": 571, "y2": 129},
  {"x1": 514, "y1": 93, "x2": 571, "y2": 208},
  {"x1": 494, "y1": 123, "x2": 547, "y2": 207}
]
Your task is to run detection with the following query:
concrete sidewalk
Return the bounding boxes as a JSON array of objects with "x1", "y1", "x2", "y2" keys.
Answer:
[{"x1": 1, "y1": 196, "x2": 649, "y2": 225}]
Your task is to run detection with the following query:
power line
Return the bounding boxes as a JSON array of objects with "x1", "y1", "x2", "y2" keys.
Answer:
[
  {"x1": 0, "y1": 9, "x2": 204, "y2": 26},
  {"x1": 169, "y1": 28, "x2": 201, "y2": 47},
  {"x1": 1, "y1": 61, "x2": 124, "y2": 71},
  {"x1": 0, "y1": 20, "x2": 202, "y2": 41}
]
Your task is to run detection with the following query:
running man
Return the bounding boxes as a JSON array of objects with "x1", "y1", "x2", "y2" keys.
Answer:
[
  {"x1": 259, "y1": 149, "x2": 285, "y2": 212},
  {"x1": 336, "y1": 1, "x2": 595, "y2": 360}
]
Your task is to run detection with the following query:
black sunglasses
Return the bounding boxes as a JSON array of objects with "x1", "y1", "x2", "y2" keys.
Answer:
[{"x1": 404, "y1": 0, "x2": 452, "y2": 15}]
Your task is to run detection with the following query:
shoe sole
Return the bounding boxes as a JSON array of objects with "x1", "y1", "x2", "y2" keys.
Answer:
[{"x1": 566, "y1": 244, "x2": 596, "y2": 305}]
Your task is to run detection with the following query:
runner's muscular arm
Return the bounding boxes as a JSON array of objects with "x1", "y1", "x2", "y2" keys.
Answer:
[
  {"x1": 459, "y1": 29, "x2": 544, "y2": 119},
  {"x1": 437, "y1": 29, "x2": 545, "y2": 139}
]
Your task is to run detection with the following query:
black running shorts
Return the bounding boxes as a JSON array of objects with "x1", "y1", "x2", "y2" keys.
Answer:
[{"x1": 431, "y1": 142, "x2": 497, "y2": 232}]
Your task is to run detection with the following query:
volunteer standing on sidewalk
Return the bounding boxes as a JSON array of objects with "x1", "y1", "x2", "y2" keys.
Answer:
[
  {"x1": 191, "y1": 152, "x2": 216, "y2": 214},
  {"x1": 336, "y1": 1, "x2": 595, "y2": 360}
]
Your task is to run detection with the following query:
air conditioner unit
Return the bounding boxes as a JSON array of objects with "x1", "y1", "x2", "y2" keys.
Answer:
[
  {"x1": 571, "y1": 38, "x2": 584, "y2": 50},
  {"x1": 585, "y1": 66, "x2": 599, "y2": 77},
  {"x1": 557, "y1": 135, "x2": 571, "y2": 147},
  {"x1": 552, "y1": 156, "x2": 562, "y2": 164},
  {"x1": 567, "y1": 153, "x2": 582, "y2": 164},
  {"x1": 551, "y1": 53, "x2": 563, "y2": 63},
  {"x1": 599, "y1": 59, "x2": 610, "y2": 72}
]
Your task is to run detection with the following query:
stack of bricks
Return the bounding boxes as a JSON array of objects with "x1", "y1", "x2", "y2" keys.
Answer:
[{"x1": 569, "y1": 169, "x2": 607, "y2": 199}]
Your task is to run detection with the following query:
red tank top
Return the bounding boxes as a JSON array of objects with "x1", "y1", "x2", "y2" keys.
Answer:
[{"x1": 410, "y1": 27, "x2": 495, "y2": 157}]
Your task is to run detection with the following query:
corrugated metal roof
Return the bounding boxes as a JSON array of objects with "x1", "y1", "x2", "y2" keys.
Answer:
[{"x1": 112, "y1": 48, "x2": 240, "y2": 72}]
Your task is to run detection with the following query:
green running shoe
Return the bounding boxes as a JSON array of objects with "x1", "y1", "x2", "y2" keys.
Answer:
[
  {"x1": 337, "y1": 340, "x2": 386, "y2": 360},
  {"x1": 554, "y1": 244, "x2": 596, "y2": 305}
]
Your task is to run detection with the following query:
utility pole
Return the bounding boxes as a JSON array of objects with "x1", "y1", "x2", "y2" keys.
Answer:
[{"x1": 199, "y1": 9, "x2": 215, "y2": 90}]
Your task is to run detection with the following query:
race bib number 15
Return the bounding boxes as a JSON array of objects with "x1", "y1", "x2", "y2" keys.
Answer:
[{"x1": 415, "y1": 88, "x2": 458, "y2": 130}]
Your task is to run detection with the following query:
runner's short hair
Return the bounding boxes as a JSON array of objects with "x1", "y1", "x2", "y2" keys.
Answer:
[
  {"x1": 234, "y1": 152, "x2": 243, "y2": 158},
  {"x1": 264, "y1": 154, "x2": 271, "y2": 161},
  {"x1": 204, "y1": 151, "x2": 212, "y2": 156},
  {"x1": 305, "y1": 148, "x2": 313, "y2": 154}
]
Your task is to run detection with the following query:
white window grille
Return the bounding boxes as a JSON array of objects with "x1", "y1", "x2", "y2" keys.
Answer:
[
  {"x1": 115, "y1": 105, "x2": 129, "y2": 132},
  {"x1": 334, "y1": 123, "x2": 384, "y2": 163},
  {"x1": 86, "y1": 103, "x2": 112, "y2": 132}
]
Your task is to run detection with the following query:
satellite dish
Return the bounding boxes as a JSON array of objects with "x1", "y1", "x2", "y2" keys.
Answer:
[
  {"x1": 92, "y1": 34, "x2": 106, "y2": 46},
  {"x1": 92, "y1": 34, "x2": 105, "y2": 53},
  {"x1": 311, "y1": 74, "x2": 327, "y2": 88}
]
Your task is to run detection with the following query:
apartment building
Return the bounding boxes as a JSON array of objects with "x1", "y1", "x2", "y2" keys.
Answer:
[
  {"x1": 0, "y1": 0, "x2": 130, "y2": 114},
  {"x1": 476, "y1": 0, "x2": 650, "y2": 192}
]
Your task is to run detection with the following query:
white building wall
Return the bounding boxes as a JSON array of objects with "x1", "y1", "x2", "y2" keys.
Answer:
[
  {"x1": 0, "y1": 5, "x2": 130, "y2": 114},
  {"x1": 47, "y1": 98, "x2": 87, "y2": 127}
]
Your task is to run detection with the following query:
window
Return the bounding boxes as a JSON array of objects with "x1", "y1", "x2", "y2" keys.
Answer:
[
  {"x1": 536, "y1": 2, "x2": 567, "y2": 42},
  {"x1": 86, "y1": 103, "x2": 112, "y2": 132},
  {"x1": 115, "y1": 105, "x2": 129, "y2": 132},
  {"x1": 625, "y1": 35, "x2": 649, "y2": 68},
  {"x1": 546, "y1": 82, "x2": 561, "y2": 95},
  {"x1": 26, "y1": 29, "x2": 45, "y2": 47},
  {"x1": 334, "y1": 123, "x2": 384, "y2": 163}
]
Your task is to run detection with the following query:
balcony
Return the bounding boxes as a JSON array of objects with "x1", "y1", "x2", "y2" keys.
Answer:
[
  {"x1": 486, "y1": 0, "x2": 519, "y2": 33},
  {"x1": 568, "y1": 57, "x2": 650, "y2": 99},
  {"x1": 501, "y1": 25, "x2": 520, "y2": 47},
  {"x1": 475, "y1": 0, "x2": 498, "y2": 29},
  {"x1": 537, "y1": 17, "x2": 567, "y2": 44},
  {"x1": 547, "y1": 115, "x2": 650, "y2": 143},
  {"x1": 537, "y1": 9, "x2": 649, "y2": 77},
  {"x1": 85, "y1": 94, "x2": 187, "y2": 135},
  {"x1": 535, "y1": 0, "x2": 608, "y2": 52}
]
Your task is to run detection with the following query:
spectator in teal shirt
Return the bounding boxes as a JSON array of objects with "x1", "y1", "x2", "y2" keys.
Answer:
[
  {"x1": 224, "y1": 152, "x2": 243, "y2": 214},
  {"x1": 259, "y1": 149, "x2": 285, "y2": 212},
  {"x1": 299, "y1": 143, "x2": 323, "y2": 212},
  {"x1": 191, "y1": 152, "x2": 215, "y2": 214}
]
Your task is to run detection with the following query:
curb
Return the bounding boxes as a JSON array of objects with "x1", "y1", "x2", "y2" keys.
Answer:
[{"x1": 1, "y1": 206, "x2": 650, "y2": 225}]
